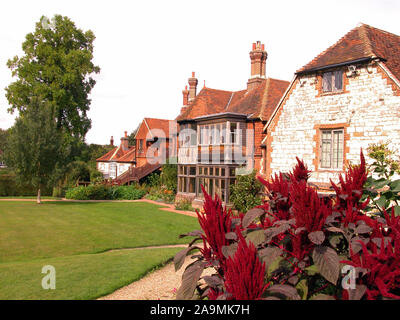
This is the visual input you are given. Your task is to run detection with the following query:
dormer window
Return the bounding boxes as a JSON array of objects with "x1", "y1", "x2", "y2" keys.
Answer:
[{"x1": 322, "y1": 70, "x2": 343, "y2": 93}]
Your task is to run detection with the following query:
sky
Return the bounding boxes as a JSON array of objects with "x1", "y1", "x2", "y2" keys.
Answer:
[{"x1": 0, "y1": 0, "x2": 399, "y2": 145}]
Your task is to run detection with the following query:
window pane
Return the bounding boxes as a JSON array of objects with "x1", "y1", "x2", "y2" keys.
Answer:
[
  {"x1": 221, "y1": 168, "x2": 225, "y2": 176},
  {"x1": 334, "y1": 70, "x2": 343, "y2": 91},
  {"x1": 215, "y1": 167, "x2": 220, "y2": 176},
  {"x1": 189, "y1": 167, "x2": 196, "y2": 176},
  {"x1": 321, "y1": 130, "x2": 332, "y2": 168},
  {"x1": 323, "y1": 72, "x2": 332, "y2": 92},
  {"x1": 332, "y1": 130, "x2": 344, "y2": 169},
  {"x1": 209, "y1": 167, "x2": 214, "y2": 176},
  {"x1": 189, "y1": 178, "x2": 195, "y2": 193}
]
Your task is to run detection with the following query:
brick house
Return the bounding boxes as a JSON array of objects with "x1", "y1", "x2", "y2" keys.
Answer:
[
  {"x1": 96, "y1": 132, "x2": 135, "y2": 179},
  {"x1": 176, "y1": 42, "x2": 289, "y2": 206},
  {"x1": 96, "y1": 118, "x2": 177, "y2": 184},
  {"x1": 262, "y1": 23, "x2": 400, "y2": 189}
]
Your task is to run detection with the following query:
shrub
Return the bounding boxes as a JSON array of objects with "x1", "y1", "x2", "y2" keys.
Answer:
[
  {"x1": 111, "y1": 185, "x2": 146, "y2": 200},
  {"x1": 161, "y1": 159, "x2": 178, "y2": 194},
  {"x1": 65, "y1": 184, "x2": 145, "y2": 200},
  {"x1": 174, "y1": 151, "x2": 400, "y2": 300},
  {"x1": 175, "y1": 199, "x2": 194, "y2": 211},
  {"x1": 230, "y1": 170, "x2": 263, "y2": 213}
]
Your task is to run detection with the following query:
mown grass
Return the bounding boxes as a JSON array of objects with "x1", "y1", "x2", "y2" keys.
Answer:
[
  {"x1": 0, "y1": 201, "x2": 198, "y2": 263},
  {"x1": 0, "y1": 201, "x2": 198, "y2": 299},
  {"x1": 0, "y1": 247, "x2": 181, "y2": 300}
]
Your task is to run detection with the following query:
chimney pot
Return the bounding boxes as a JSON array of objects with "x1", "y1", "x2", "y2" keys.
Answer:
[
  {"x1": 248, "y1": 41, "x2": 268, "y2": 91},
  {"x1": 110, "y1": 136, "x2": 114, "y2": 146},
  {"x1": 188, "y1": 72, "x2": 198, "y2": 102}
]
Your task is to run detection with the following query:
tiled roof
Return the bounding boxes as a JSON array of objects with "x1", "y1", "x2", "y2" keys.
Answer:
[
  {"x1": 145, "y1": 118, "x2": 177, "y2": 138},
  {"x1": 176, "y1": 79, "x2": 289, "y2": 122},
  {"x1": 96, "y1": 146, "x2": 136, "y2": 163},
  {"x1": 136, "y1": 118, "x2": 177, "y2": 139},
  {"x1": 297, "y1": 23, "x2": 400, "y2": 81},
  {"x1": 117, "y1": 147, "x2": 136, "y2": 162}
]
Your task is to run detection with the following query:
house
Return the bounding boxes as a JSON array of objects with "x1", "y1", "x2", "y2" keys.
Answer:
[
  {"x1": 96, "y1": 118, "x2": 177, "y2": 184},
  {"x1": 176, "y1": 42, "x2": 290, "y2": 207},
  {"x1": 262, "y1": 23, "x2": 400, "y2": 189},
  {"x1": 96, "y1": 132, "x2": 135, "y2": 179}
]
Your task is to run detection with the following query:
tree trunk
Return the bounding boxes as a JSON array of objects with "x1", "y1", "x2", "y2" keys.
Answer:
[{"x1": 37, "y1": 187, "x2": 41, "y2": 204}]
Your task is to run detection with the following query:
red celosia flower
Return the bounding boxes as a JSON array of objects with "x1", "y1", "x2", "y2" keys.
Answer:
[
  {"x1": 259, "y1": 173, "x2": 292, "y2": 219},
  {"x1": 224, "y1": 228, "x2": 269, "y2": 300},
  {"x1": 207, "y1": 288, "x2": 223, "y2": 300},
  {"x1": 289, "y1": 157, "x2": 311, "y2": 182},
  {"x1": 197, "y1": 185, "x2": 236, "y2": 273},
  {"x1": 342, "y1": 238, "x2": 400, "y2": 300},
  {"x1": 290, "y1": 180, "x2": 332, "y2": 233},
  {"x1": 331, "y1": 151, "x2": 370, "y2": 226}
]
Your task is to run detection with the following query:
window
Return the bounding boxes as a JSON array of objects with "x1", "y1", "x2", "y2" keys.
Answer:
[
  {"x1": 320, "y1": 129, "x2": 344, "y2": 169},
  {"x1": 322, "y1": 70, "x2": 343, "y2": 93},
  {"x1": 179, "y1": 123, "x2": 197, "y2": 147},
  {"x1": 138, "y1": 139, "x2": 144, "y2": 152},
  {"x1": 178, "y1": 165, "x2": 196, "y2": 194},
  {"x1": 196, "y1": 165, "x2": 236, "y2": 203}
]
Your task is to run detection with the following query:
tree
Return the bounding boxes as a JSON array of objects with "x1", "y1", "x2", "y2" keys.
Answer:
[
  {"x1": 0, "y1": 129, "x2": 10, "y2": 164},
  {"x1": 5, "y1": 15, "x2": 100, "y2": 138},
  {"x1": 4, "y1": 102, "x2": 64, "y2": 203},
  {"x1": 4, "y1": 15, "x2": 100, "y2": 199}
]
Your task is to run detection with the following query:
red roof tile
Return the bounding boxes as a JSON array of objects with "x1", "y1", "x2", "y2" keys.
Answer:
[
  {"x1": 176, "y1": 79, "x2": 289, "y2": 122},
  {"x1": 297, "y1": 23, "x2": 400, "y2": 81},
  {"x1": 96, "y1": 146, "x2": 136, "y2": 163},
  {"x1": 136, "y1": 118, "x2": 177, "y2": 139}
]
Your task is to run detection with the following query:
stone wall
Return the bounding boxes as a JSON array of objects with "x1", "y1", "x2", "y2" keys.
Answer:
[{"x1": 267, "y1": 62, "x2": 400, "y2": 185}]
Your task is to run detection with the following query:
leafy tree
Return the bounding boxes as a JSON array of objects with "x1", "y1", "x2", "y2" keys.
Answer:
[
  {"x1": 5, "y1": 15, "x2": 100, "y2": 138},
  {"x1": 4, "y1": 102, "x2": 64, "y2": 203},
  {"x1": 0, "y1": 129, "x2": 10, "y2": 163},
  {"x1": 4, "y1": 15, "x2": 100, "y2": 198}
]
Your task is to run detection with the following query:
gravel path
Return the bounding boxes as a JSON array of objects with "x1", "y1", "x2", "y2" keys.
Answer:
[{"x1": 98, "y1": 251, "x2": 213, "y2": 300}]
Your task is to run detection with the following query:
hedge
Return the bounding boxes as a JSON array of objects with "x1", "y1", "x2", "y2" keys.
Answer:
[{"x1": 65, "y1": 185, "x2": 145, "y2": 200}]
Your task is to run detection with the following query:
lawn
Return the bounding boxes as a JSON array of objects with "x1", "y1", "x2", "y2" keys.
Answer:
[{"x1": 0, "y1": 201, "x2": 199, "y2": 299}]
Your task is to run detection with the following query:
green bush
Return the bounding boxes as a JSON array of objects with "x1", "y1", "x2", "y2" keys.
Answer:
[
  {"x1": 230, "y1": 170, "x2": 263, "y2": 213},
  {"x1": 175, "y1": 199, "x2": 194, "y2": 211},
  {"x1": 111, "y1": 185, "x2": 146, "y2": 200},
  {"x1": 161, "y1": 160, "x2": 178, "y2": 194},
  {"x1": 65, "y1": 184, "x2": 145, "y2": 200}
]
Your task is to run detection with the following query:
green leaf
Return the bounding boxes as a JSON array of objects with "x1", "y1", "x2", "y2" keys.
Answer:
[
  {"x1": 296, "y1": 279, "x2": 308, "y2": 300},
  {"x1": 394, "y1": 206, "x2": 400, "y2": 217},
  {"x1": 304, "y1": 264, "x2": 319, "y2": 276},
  {"x1": 267, "y1": 256, "x2": 284, "y2": 277},
  {"x1": 246, "y1": 229, "x2": 266, "y2": 247},
  {"x1": 370, "y1": 178, "x2": 390, "y2": 190},
  {"x1": 389, "y1": 179, "x2": 400, "y2": 192},
  {"x1": 312, "y1": 246, "x2": 340, "y2": 285}
]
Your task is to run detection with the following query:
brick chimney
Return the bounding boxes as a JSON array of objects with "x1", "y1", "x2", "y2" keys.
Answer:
[
  {"x1": 180, "y1": 85, "x2": 189, "y2": 115},
  {"x1": 110, "y1": 136, "x2": 114, "y2": 146},
  {"x1": 247, "y1": 41, "x2": 268, "y2": 91},
  {"x1": 120, "y1": 131, "x2": 129, "y2": 151},
  {"x1": 188, "y1": 72, "x2": 198, "y2": 102}
]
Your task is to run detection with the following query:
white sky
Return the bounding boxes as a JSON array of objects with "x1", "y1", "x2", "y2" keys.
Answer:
[{"x1": 0, "y1": 0, "x2": 399, "y2": 144}]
